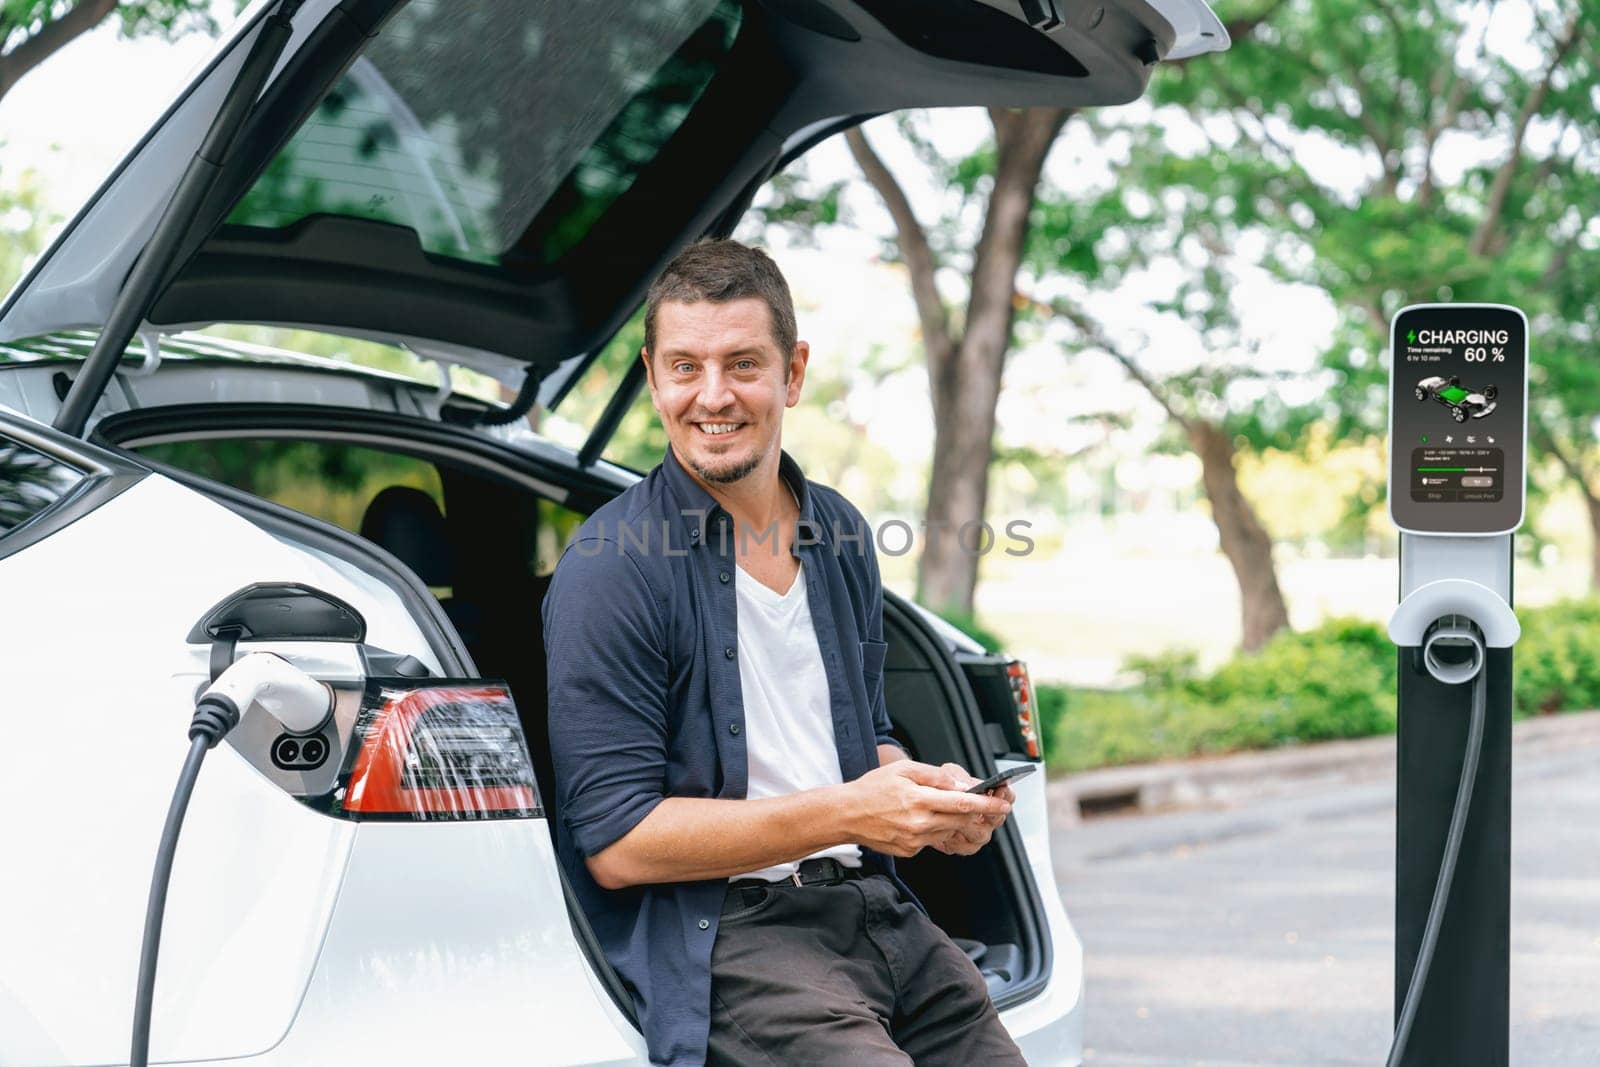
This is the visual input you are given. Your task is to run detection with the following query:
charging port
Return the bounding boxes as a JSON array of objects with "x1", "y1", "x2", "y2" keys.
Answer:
[{"x1": 271, "y1": 732, "x2": 330, "y2": 771}]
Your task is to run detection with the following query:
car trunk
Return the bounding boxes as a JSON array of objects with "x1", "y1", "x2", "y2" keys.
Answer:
[
  {"x1": 881, "y1": 597, "x2": 1053, "y2": 1004},
  {"x1": 82, "y1": 393, "x2": 1053, "y2": 1013}
]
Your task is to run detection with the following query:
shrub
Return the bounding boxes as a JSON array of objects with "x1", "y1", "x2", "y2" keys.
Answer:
[
  {"x1": 1037, "y1": 602, "x2": 1600, "y2": 773},
  {"x1": 1513, "y1": 599, "x2": 1600, "y2": 717},
  {"x1": 1039, "y1": 617, "x2": 1398, "y2": 771}
]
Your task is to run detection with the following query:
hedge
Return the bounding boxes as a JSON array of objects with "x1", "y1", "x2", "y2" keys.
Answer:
[{"x1": 1037, "y1": 599, "x2": 1600, "y2": 773}]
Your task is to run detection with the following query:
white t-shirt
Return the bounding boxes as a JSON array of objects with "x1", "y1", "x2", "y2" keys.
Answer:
[{"x1": 728, "y1": 555, "x2": 863, "y2": 882}]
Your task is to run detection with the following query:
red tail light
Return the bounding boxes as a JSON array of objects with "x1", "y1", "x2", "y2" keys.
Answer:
[
  {"x1": 1005, "y1": 660, "x2": 1040, "y2": 758},
  {"x1": 337, "y1": 682, "x2": 540, "y2": 819}
]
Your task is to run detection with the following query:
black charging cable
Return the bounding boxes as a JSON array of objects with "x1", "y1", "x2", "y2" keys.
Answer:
[
  {"x1": 1385, "y1": 627, "x2": 1488, "y2": 1067},
  {"x1": 130, "y1": 695, "x2": 242, "y2": 1067}
]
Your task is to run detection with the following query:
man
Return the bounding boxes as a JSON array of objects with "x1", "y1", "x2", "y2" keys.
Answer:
[{"x1": 543, "y1": 240, "x2": 1025, "y2": 1066}]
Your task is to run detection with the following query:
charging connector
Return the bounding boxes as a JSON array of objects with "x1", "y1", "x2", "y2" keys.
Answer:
[
  {"x1": 130, "y1": 652, "x2": 333, "y2": 1067},
  {"x1": 1386, "y1": 617, "x2": 1488, "y2": 1067}
]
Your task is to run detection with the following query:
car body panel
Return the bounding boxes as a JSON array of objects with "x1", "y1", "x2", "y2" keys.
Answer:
[
  {"x1": 263, "y1": 820, "x2": 648, "y2": 1064},
  {"x1": 0, "y1": 471, "x2": 447, "y2": 1064},
  {"x1": 993, "y1": 758, "x2": 1085, "y2": 1063}
]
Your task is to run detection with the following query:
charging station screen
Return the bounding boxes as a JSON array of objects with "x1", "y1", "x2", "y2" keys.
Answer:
[{"x1": 1389, "y1": 305, "x2": 1526, "y2": 535}]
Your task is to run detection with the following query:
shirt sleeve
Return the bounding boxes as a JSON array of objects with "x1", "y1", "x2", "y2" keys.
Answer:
[{"x1": 542, "y1": 540, "x2": 671, "y2": 859}]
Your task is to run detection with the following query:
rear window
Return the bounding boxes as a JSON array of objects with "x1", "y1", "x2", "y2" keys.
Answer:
[
  {"x1": 227, "y1": 0, "x2": 742, "y2": 266},
  {"x1": 0, "y1": 435, "x2": 85, "y2": 539}
]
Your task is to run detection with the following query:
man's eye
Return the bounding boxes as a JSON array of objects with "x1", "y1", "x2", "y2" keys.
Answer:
[
  {"x1": 735, "y1": 360, "x2": 756, "y2": 370},
  {"x1": 674, "y1": 363, "x2": 695, "y2": 374}
]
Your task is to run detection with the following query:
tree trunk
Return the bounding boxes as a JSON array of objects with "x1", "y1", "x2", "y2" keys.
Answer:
[
  {"x1": 1187, "y1": 420, "x2": 1290, "y2": 651},
  {"x1": 912, "y1": 107, "x2": 1066, "y2": 616},
  {"x1": 918, "y1": 352, "x2": 1004, "y2": 615}
]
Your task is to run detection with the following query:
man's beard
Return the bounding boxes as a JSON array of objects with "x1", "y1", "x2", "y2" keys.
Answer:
[{"x1": 690, "y1": 443, "x2": 764, "y2": 485}]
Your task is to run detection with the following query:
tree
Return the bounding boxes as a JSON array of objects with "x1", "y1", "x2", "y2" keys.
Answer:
[
  {"x1": 843, "y1": 109, "x2": 1067, "y2": 616},
  {"x1": 815, "y1": 5, "x2": 1283, "y2": 622},
  {"x1": 0, "y1": 1, "x2": 216, "y2": 107},
  {"x1": 1134, "y1": 0, "x2": 1600, "y2": 577},
  {"x1": 1030, "y1": 282, "x2": 1301, "y2": 650}
]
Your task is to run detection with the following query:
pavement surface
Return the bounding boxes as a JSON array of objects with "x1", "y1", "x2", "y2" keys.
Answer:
[{"x1": 1049, "y1": 714, "x2": 1600, "y2": 1066}]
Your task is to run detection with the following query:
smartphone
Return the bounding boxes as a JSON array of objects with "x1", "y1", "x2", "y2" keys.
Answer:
[{"x1": 965, "y1": 764, "x2": 1036, "y2": 794}]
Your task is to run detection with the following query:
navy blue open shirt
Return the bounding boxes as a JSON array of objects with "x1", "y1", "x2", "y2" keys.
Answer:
[{"x1": 542, "y1": 445, "x2": 912, "y2": 1066}]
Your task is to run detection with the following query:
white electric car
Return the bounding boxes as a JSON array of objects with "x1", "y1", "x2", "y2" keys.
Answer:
[{"x1": 0, "y1": 1, "x2": 1224, "y2": 1063}]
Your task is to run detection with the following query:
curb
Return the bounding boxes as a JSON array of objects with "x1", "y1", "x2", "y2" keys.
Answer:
[{"x1": 1046, "y1": 708, "x2": 1600, "y2": 827}]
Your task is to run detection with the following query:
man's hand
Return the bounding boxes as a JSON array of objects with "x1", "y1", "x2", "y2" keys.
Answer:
[
  {"x1": 927, "y1": 763, "x2": 1015, "y2": 857},
  {"x1": 842, "y1": 760, "x2": 1011, "y2": 858}
]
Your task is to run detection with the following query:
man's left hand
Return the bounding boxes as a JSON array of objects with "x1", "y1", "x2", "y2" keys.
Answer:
[{"x1": 930, "y1": 763, "x2": 1014, "y2": 856}]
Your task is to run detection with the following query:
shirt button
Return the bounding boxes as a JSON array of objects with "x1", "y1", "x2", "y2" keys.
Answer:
[
  {"x1": 698, "y1": 918, "x2": 710, "y2": 930},
  {"x1": 720, "y1": 570, "x2": 730, "y2": 583},
  {"x1": 690, "y1": 528, "x2": 700, "y2": 542},
  {"x1": 729, "y1": 723, "x2": 741, "y2": 735},
  {"x1": 725, "y1": 646, "x2": 736, "y2": 659}
]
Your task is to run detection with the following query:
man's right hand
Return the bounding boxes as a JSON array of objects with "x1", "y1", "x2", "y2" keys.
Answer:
[{"x1": 841, "y1": 761, "x2": 1012, "y2": 858}]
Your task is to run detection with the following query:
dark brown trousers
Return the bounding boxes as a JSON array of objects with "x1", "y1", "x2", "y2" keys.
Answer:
[{"x1": 707, "y1": 873, "x2": 1028, "y2": 1065}]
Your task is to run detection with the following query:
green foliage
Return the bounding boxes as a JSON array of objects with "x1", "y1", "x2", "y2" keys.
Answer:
[
  {"x1": 0, "y1": 164, "x2": 56, "y2": 292},
  {"x1": 1513, "y1": 599, "x2": 1600, "y2": 717},
  {"x1": 1039, "y1": 600, "x2": 1600, "y2": 772},
  {"x1": 0, "y1": 0, "x2": 215, "y2": 46},
  {"x1": 109, "y1": 0, "x2": 217, "y2": 40},
  {"x1": 1037, "y1": 616, "x2": 1399, "y2": 771},
  {"x1": 1120, "y1": 648, "x2": 1201, "y2": 691},
  {"x1": 1134, "y1": 0, "x2": 1600, "y2": 532},
  {"x1": 741, "y1": 169, "x2": 849, "y2": 244}
]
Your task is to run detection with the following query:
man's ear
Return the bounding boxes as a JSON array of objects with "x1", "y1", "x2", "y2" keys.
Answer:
[
  {"x1": 640, "y1": 348, "x2": 659, "y2": 398},
  {"x1": 785, "y1": 340, "x2": 810, "y2": 407}
]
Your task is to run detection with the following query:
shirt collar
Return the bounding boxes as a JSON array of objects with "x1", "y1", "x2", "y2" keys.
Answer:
[{"x1": 660, "y1": 444, "x2": 820, "y2": 551}]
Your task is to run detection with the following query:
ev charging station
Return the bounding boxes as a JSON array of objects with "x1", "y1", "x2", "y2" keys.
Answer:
[{"x1": 1385, "y1": 303, "x2": 1528, "y2": 1066}]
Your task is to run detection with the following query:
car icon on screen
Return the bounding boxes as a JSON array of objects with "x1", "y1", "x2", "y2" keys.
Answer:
[{"x1": 1416, "y1": 375, "x2": 1498, "y2": 422}]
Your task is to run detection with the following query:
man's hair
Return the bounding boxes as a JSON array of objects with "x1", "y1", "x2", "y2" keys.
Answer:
[{"x1": 643, "y1": 239, "x2": 798, "y2": 360}]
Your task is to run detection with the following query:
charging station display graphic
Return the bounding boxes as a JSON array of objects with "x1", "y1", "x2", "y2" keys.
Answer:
[{"x1": 1389, "y1": 305, "x2": 1527, "y2": 535}]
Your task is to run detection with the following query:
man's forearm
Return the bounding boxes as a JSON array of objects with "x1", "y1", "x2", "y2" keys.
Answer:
[
  {"x1": 586, "y1": 786, "x2": 856, "y2": 889},
  {"x1": 878, "y1": 742, "x2": 909, "y2": 765}
]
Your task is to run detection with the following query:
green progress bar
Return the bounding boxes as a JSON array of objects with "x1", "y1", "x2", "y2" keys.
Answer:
[{"x1": 1417, "y1": 467, "x2": 1468, "y2": 472}]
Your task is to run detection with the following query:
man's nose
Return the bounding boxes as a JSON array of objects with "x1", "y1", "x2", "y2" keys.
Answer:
[{"x1": 697, "y1": 366, "x2": 735, "y2": 412}]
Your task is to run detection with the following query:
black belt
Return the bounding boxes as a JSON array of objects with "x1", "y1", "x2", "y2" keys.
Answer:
[{"x1": 729, "y1": 856, "x2": 863, "y2": 893}]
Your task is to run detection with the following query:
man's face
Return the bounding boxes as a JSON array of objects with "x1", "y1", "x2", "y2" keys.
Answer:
[{"x1": 643, "y1": 297, "x2": 808, "y2": 487}]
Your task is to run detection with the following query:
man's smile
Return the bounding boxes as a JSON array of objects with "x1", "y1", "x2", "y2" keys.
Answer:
[{"x1": 694, "y1": 421, "x2": 747, "y2": 437}]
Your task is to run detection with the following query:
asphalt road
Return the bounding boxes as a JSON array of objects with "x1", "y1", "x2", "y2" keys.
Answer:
[{"x1": 1052, "y1": 738, "x2": 1600, "y2": 1065}]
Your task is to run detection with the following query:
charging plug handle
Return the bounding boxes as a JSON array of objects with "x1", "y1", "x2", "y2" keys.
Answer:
[{"x1": 192, "y1": 651, "x2": 334, "y2": 746}]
